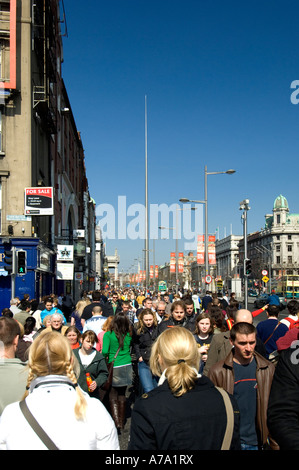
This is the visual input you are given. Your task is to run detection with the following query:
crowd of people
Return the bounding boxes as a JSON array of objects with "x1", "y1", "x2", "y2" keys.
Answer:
[{"x1": 1, "y1": 287, "x2": 299, "y2": 450}]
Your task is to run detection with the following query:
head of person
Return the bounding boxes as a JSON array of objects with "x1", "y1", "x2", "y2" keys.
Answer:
[
  {"x1": 229, "y1": 322, "x2": 256, "y2": 364},
  {"x1": 92, "y1": 306, "x2": 102, "y2": 317},
  {"x1": 102, "y1": 315, "x2": 114, "y2": 332},
  {"x1": 112, "y1": 292, "x2": 119, "y2": 303},
  {"x1": 10, "y1": 298, "x2": 20, "y2": 307},
  {"x1": 44, "y1": 298, "x2": 53, "y2": 311},
  {"x1": 143, "y1": 298, "x2": 152, "y2": 309},
  {"x1": 234, "y1": 309, "x2": 253, "y2": 324},
  {"x1": 195, "y1": 312, "x2": 213, "y2": 336},
  {"x1": 171, "y1": 300, "x2": 186, "y2": 322},
  {"x1": 0, "y1": 317, "x2": 21, "y2": 358},
  {"x1": 163, "y1": 293, "x2": 170, "y2": 303},
  {"x1": 156, "y1": 301, "x2": 166, "y2": 317},
  {"x1": 81, "y1": 330, "x2": 98, "y2": 352},
  {"x1": 266, "y1": 305, "x2": 280, "y2": 318},
  {"x1": 137, "y1": 308, "x2": 157, "y2": 334},
  {"x1": 111, "y1": 312, "x2": 132, "y2": 348},
  {"x1": 150, "y1": 326, "x2": 200, "y2": 397},
  {"x1": 65, "y1": 326, "x2": 81, "y2": 346},
  {"x1": 91, "y1": 290, "x2": 102, "y2": 302},
  {"x1": 287, "y1": 300, "x2": 299, "y2": 317},
  {"x1": 24, "y1": 316, "x2": 36, "y2": 336},
  {"x1": 1, "y1": 308, "x2": 13, "y2": 318},
  {"x1": 184, "y1": 298, "x2": 195, "y2": 316},
  {"x1": 226, "y1": 305, "x2": 238, "y2": 321},
  {"x1": 24, "y1": 331, "x2": 87, "y2": 420},
  {"x1": 50, "y1": 313, "x2": 64, "y2": 331},
  {"x1": 121, "y1": 300, "x2": 131, "y2": 313}
]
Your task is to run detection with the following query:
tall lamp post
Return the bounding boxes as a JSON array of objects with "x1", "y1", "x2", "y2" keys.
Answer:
[
  {"x1": 240, "y1": 199, "x2": 250, "y2": 309},
  {"x1": 180, "y1": 165, "x2": 235, "y2": 290}
]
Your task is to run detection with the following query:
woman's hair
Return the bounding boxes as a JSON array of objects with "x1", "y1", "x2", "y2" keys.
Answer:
[
  {"x1": 81, "y1": 330, "x2": 98, "y2": 344},
  {"x1": 149, "y1": 326, "x2": 200, "y2": 397},
  {"x1": 194, "y1": 312, "x2": 214, "y2": 336},
  {"x1": 23, "y1": 331, "x2": 87, "y2": 420},
  {"x1": 136, "y1": 308, "x2": 158, "y2": 335},
  {"x1": 111, "y1": 313, "x2": 132, "y2": 348},
  {"x1": 24, "y1": 316, "x2": 36, "y2": 335},
  {"x1": 65, "y1": 325, "x2": 81, "y2": 340},
  {"x1": 209, "y1": 306, "x2": 228, "y2": 332},
  {"x1": 75, "y1": 299, "x2": 91, "y2": 317},
  {"x1": 102, "y1": 316, "x2": 114, "y2": 332}
]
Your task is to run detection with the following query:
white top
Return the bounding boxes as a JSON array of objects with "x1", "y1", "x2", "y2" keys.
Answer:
[{"x1": 0, "y1": 375, "x2": 119, "y2": 450}]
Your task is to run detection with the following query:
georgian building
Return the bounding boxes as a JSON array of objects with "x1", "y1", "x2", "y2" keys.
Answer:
[{"x1": 0, "y1": 1, "x2": 96, "y2": 309}]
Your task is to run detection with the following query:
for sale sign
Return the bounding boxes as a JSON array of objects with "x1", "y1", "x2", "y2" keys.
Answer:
[{"x1": 24, "y1": 187, "x2": 54, "y2": 215}]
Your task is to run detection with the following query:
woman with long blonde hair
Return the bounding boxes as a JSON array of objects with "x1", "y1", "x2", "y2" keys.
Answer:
[
  {"x1": 128, "y1": 326, "x2": 241, "y2": 450},
  {"x1": 71, "y1": 298, "x2": 91, "y2": 332},
  {"x1": 0, "y1": 331, "x2": 119, "y2": 450}
]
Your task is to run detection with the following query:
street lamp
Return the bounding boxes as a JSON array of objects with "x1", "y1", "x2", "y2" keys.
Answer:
[
  {"x1": 180, "y1": 166, "x2": 236, "y2": 288},
  {"x1": 240, "y1": 199, "x2": 250, "y2": 309}
]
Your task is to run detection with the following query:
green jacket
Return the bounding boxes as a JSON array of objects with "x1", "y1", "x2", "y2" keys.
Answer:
[
  {"x1": 102, "y1": 331, "x2": 132, "y2": 366},
  {"x1": 73, "y1": 348, "x2": 108, "y2": 398}
]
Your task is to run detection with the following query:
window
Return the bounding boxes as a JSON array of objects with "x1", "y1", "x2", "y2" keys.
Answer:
[
  {"x1": 276, "y1": 256, "x2": 280, "y2": 264},
  {"x1": 276, "y1": 235, "x2": 280, "y2": 240},
  {"x1": 288, "y1": 256, "x2": 292, "y2": 264},
  {"x1": 288, "y1": 245, "x2": 292, "y2": 252},
  {"x1": 277, "y1": 215, "x2": 280, "y2": 224},
  {"x1": 276, "y1": 245, "x2": 280, "y2": 252},
  {"x1": 288, "y1": 235, "x2": 292, "y2": 240}
]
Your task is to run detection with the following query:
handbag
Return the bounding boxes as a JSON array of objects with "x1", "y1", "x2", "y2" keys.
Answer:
[
  {"x1": 101, "y1": 346, "x2": 121, "y2": 392},
  {"x1": 19, "y1": 400, "x2": 59, "y2": 450}
]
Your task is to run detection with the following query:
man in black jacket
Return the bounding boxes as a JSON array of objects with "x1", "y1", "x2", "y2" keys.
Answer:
[{"x1": 267, "y1": 344, "x2": 299, "y2": 449}]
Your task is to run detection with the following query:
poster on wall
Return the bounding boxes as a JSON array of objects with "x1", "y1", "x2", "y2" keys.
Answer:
[
  {"x1": 24, "y1": 187, "x2": 54, "y2": 215},
  {"x1": 56, "y1": 263, "x2": 74, "y2": 280}
]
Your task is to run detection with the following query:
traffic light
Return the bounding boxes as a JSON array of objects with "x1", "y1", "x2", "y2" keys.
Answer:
[
  {"x1": 17, "y1": 250, "x2": 27, "y2": 275},
  {"x1": 3, "y1": 250, "x2": 14, "y2": 274},
  {"x1": 245, "y1": 258, "x2": 252, "y2": 276}
]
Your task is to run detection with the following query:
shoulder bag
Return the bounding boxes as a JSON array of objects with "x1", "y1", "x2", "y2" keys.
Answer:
[
  {"x1": 19, "y1": 400, "x2": 59, "y2": 450},
  {"x1": 102, "y1": 346, "x2": 121, "y2": 392},
  {"x1": 215, "y1": 387, "x2": 234, "y2": 450}
]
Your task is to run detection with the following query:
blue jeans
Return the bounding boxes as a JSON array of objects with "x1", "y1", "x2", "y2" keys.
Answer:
[
  {"x1": 241, "y1": 443, "x2": 258, "y2": 450},
  {"x1": 138, "y1": 361, "x2": 158, "y2": 393}
]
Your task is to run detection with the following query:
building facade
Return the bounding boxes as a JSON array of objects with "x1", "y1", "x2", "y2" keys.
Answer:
[{"x1": 0, "y1": 0, "x2": 95, "y2": 310}]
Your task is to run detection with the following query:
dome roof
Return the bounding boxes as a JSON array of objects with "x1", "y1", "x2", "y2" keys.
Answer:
[{"x1": 273, "y1": 194, "x2": 289, "y2": 210}]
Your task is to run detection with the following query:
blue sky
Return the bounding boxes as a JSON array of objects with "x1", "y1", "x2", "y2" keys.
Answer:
[{"x1": 61, "y1": 0, "x2": 299, "y2": 272}]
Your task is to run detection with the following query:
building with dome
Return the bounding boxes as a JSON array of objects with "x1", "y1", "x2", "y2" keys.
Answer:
[{"x1": 239, "y1": 195, "x2": 299, "y2": 290}]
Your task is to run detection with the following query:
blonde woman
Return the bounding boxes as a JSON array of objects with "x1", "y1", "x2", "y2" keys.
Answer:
[
  {"x1": 128, "y1": 326, "x2": 241, "y2": 450},
  {"x1": 71, "y1": 298, "x2": 91, "y2": 332},
  {"x1": 0, "y1": 331, "x2": 119, "y2": 450}
]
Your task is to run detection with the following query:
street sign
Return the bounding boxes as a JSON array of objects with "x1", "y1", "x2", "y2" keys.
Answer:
[
  {"x1": 205, "y1": 275, "x2": 212, "y2": 284},
  {"x1": 262, "y1": 275, "x2": 269, "y2": 283},
  {"x1": 262, "y1": 270, "x2": 268, "y2": 276}
]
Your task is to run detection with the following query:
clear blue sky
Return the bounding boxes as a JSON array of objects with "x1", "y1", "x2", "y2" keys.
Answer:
[{"x1": 62, "y1": 0, "x2": 299, "y2": 272}]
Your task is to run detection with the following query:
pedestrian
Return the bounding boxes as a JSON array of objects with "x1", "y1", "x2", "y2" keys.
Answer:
[
  {"x1": 64, "y1": 326, "x2": 81, "y2": 350},
  {"x1": 40, "y1": 297, "x2": 67, "y2": 325},
  {"x1": 0, "y1": 331, "x2": 119, "y2": 450},
  {"x1": 279, "y1": 299, "x2": 299, "y2": 329},
  {"x1": 157, "y1": 300, "x2": 191, "y2": 335},
  {"x1": 0, "y1": 317, "x2": 28, "y2": 415},
  {"x1": 267, "y1": 342, "x2": 299, "y2": 449},
  {"x1": 96, "y1": 315, "x2": 114, "y2": 352},
  {"x1": 38, "y1": 313, "x2": 68, "y2": 338},
  {"x1": 203, "y1": 309, "x2": 268, "y2": 376},
  {"x1": 256, "y1": 304, "x2": 288, "y2": 356},
  {"x1": 208, "y1": 322, "x2": 277, "y2": 450},
  {"x1": 70, "y1": 298, "x2": 91, "y2": 333},
  {"x1": 183, "y1": 296, "x2": 199, "y2": 333},
  {"x1": 83, "y1": 305, "x2": 107, "y2": 336},
  {"x1": 102, "y1": 313, "x2": 133, "y2": 432},
  {"x1": 133, "y1": 308, "x2": 159, "y2": 393},
  {"x1": 201, "y1": 290, "x2": 212, "y2": 311},
  {"x1": 73, "y1": 330, "x2": 108, "y2": 400},
  {"x1": 128, "y1": 326, "x2": 241, "y2": 450},
  {"x1": 193, "y1": 312, "x2": 214, "y2": 374}
]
